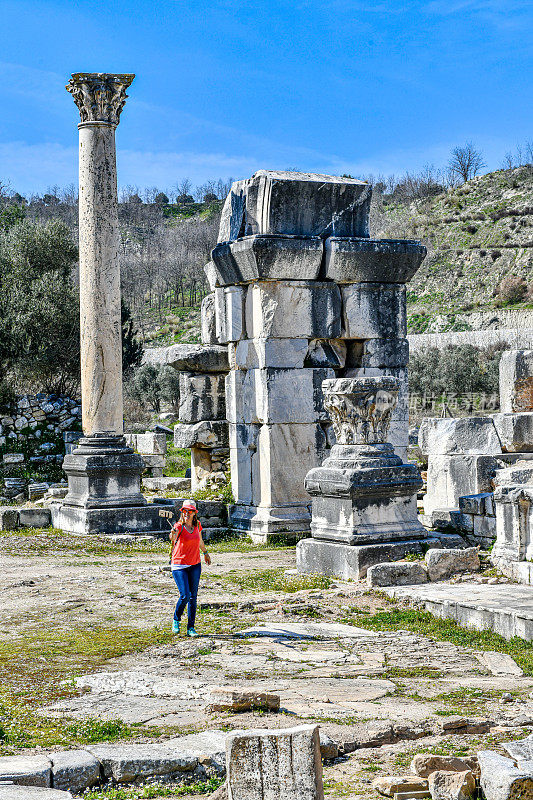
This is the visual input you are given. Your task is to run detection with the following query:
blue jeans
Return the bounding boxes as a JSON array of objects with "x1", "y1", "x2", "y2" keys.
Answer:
[{"x1": 172, "y1": 562, "x2": 201, "y2": 629}]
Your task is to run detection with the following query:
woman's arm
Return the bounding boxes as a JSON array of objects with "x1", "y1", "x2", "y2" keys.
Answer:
[{"x1": 199, "y1": 531, "x2": 211, "y2": 565}]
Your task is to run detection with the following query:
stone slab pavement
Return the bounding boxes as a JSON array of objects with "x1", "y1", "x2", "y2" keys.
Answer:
[{"x1": 384, "y1": 582, "x2": 533, "y2": 640}]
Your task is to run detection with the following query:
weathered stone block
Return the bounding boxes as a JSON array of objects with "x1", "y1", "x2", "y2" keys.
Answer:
[
  {"x1": 51, "y1": 750, "x2": 100, "y2": 794},
  {"x1": 478, "y1": 750, "x2": 533, "y2": 800},
  {"x1": 174, "y1": 421, "x2": 228, "y2": 449},
  {"x1": 305, "y1": 339, "x2": 347, "y2": 369},
  {"x1": 253, "y1": 423, "x2": 326, "y2": 506},
  {"x1": 19, "y1": 508, "x2": 51, "y2": 528},
  {"x1": 0, "y1": 755, "x2": 52, "y2": 786},
  {"x1": 419, "y1": 417, "x2": 502, "y2": 456},
  {"x1": 500, "y1": 350, "x2": 533, "y2": 412},
  {"x1": 219, "y1": 286, "x2": 247, "y2": 343},
  {"x1": 428, "y1": 769, "x2": 475, "y2": 800},
  {"x1": 85, "y1": 742, "x2": 204, "y2": 784},
  {"x1": 218, "y1": 170, "x2": 371, "y2": 241},
  {"x1": 230, "y1": 339, "x2": 309, "y2": 370},
  {"x1": 410, "y1": 753, "x2": 477, "y2": 778},
  {"x1": 125, "y1": 433, "x2": 167, "y2": 455},
  {"x1": 425, "y1": 547, "x2": 480, "y2": 581},
  {"x1": 423, "y1": 455, "x2": 498, "y2": 516},
  {"x1": 361, "y1": 338, "x2": 409, "y2": 368},
  {"x1": 493, "y1": 413, "x2": 533, "y2": 452},
  {"x1": 206, "y1": 688, "x2": 280, "y2": 713},
  {"x1": 226, "y1": 368, "x2": 334, "y2": 425},
  {"x1": 179, "y1": 374, "x2": 226, "y2": 423},
  {"x1": 0, "y1": 506, "x2": 19, "y2": 530},
  {"x1": 201, "y1": 293, "x2": 218, "y2": 345},
  {"x1": 297, "y1": 537, "x2": 441, "y2": 580},
  {"x1": 324, "y1": 236, "x2": 426, "y2": 284},
  {"x1": 245, "y1": 281, "x2": 341, "y2": 340},
  {"x1": 341, "y1": 283, "x2": 406, "y2": 339},
  {"x1": 459, "y1": 493, "x2": 493, "y2": 516},
  {"x1": 211, "y1": 235, "x2": 323, "y2": 284},
  {"x1": 226, "y1": 724, "x2": 324, "y2": 800},
  {"x1": 366, "y1": 561, "x2": 428, "y2": 587},
  {"x1": 145, "y1": 343, "x2": 229, "y2": 374},
  {"x1": 372, "y1": 776, "x2": 429, "y2": 797}
]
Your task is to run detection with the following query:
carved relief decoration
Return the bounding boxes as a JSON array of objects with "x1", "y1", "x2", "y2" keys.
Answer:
[
  {"x1": 66, "y1": 73, "x2": 135, "y2": 125},
  {"x1": 323, "y1": 376, "x2": 399, "y2": 445}
]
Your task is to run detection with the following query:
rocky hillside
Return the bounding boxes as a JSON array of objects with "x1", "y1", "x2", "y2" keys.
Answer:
[{"x1": 374, "y1": 165, "x2": 533, "y2": 333}]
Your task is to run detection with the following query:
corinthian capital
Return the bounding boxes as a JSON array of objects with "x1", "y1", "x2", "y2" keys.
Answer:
[
  {"x1": 66, "y1": 73, "x2": 135, "y2": 125},
  {"x1": 322, "y1": 376, "x2": 399, "y2": 445}
]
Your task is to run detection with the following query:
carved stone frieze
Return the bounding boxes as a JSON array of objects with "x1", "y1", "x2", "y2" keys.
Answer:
[
  {"x1": 66, "y1": 73, "x2": 135, "y2": 125},
  {"x1": 322, "y1": 376, "x2": 399, "y2": 445}
]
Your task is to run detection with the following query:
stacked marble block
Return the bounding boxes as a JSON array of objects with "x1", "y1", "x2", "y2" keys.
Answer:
[
  {"x1": 151, "y1": 344, "x2": 230, "y2": 490},
  {"x1": 124, "y1": 432, "x2": 166, "y2": 477},
  {"x1": 209, "y1": 170, "x2": 426, "y2": 540},
  {"x1": 422, "y1": 350, "x2": 533, "y2": 552}
]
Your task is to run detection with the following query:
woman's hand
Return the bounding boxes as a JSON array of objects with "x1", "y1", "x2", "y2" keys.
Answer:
[{"x1": 204, "y1": 551, "x2": 211, "y2": 565}]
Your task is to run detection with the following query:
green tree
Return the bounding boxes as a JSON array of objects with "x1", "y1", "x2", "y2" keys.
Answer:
[
  {"x1": 129, "y1": 364, "x2": 163, "y2": 412},
  {"x1": 0, "y1": 219, "x2": 79, "y2": 393}
]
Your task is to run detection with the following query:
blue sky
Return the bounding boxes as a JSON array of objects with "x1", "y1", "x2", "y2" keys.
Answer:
[{"x1": 0, "y1": 0, "x2": 531, "y2": 195}]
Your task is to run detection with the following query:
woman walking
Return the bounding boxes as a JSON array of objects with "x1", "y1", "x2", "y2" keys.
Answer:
[{"x1": 170, "y1": 500, "x2": 211, "y2": 636}]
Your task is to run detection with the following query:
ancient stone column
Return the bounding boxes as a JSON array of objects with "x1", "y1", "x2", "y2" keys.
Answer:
[
  {"x1": 297, "y1": 376, "x2": 439, "y2": 578},
  {"x1": 66, "y1": 72, "x2": 134, "y2": 436},
  {"x1": 53, "y1": 73, "x2": 166, "y2": 535}
]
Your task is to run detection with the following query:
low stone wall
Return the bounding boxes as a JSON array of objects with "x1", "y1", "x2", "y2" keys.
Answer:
[
  {"x1": 409, "y1": 328, "x2": 533, "y2": 353},
  {"x1": 0, "y1": 394, "x2": 82, "y2": 499}
]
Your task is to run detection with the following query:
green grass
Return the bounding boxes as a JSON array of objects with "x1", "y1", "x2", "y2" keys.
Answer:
[
  {"x1": 0, "y1": 527, "x2": 167, "y2": 557},
  {"x1": 164, "y1": 441, "x2": 190, "y2": 478},
  {"x1": 209, "y1": 537, "x2": 294, "y2": 553},
  {"x1": 224, "y1": 567, "x2": 332, "y2": 594},
  {"x1": 0, "y1": 622, "x2": 175, "y2": 753},
  {"x1": 84, "y1": 777, "x2": 224, "y2": 799},
  {"x1": 344, "y1": 605, "x2": 533, "y2": 676}
]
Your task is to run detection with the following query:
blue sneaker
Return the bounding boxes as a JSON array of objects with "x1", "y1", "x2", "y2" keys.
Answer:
[
  {"x1": 187, "y1": 627, "x2": 198, "y2": 637},
  {"x1": 172, "y1": 620, "x2": 180, "y2": 634}
]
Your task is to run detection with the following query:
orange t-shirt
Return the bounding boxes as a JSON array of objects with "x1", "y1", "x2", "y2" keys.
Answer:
[{"x1": 171, "y1": 523, "x2": 202, "y2": 567}]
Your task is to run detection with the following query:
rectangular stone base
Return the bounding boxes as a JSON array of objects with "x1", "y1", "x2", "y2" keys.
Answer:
[
  {"x1": 296, "y1": 537, "x2": 441, "y2": 580},
  {"x1": 51, "y1": 503, "x2": 169, "y2": 536},
  {"x1": 229, "y1": 503, "x2": 311, "y2": 537}
]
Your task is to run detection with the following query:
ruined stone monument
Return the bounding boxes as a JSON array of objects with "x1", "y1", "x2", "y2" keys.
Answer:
[
  {"x1": 422, "y1": 349, "x2": 533, "y2": 554},
  {"x1": 206, "y1": 170, "x2": 426, "y2": 540},
  {"x1": 53, "y1": 73, "x2": 165, "y2": 535},
  {"x1": 297, "y1": 376, "x2": 439, "y2": 578}
]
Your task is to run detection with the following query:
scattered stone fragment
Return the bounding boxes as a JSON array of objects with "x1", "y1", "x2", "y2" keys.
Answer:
[
  {"x1": 366, "y1": 561, "x2": 428, "y2": 587},
  {"x1": 226, "y1": 724, "x2": 324, "y2": 800},
  {"x1": 478, "y1": 750, "x2": 533, "y2": 800},
  {"x1": 428, "y1": 770, "x2": 476, "y2": 800},
  {"x1": 425, "y1": 548, "x2": 480, "y2": 581},
  {"x1": 318, "y1": 733, "x2": 338, "y2": 760},
  {"x1": 0, "y1": 756, "x2": 52, "y2": 787},
  {"x1": 209, "y1": 784, "x2": 228, "y2": 799},
  {"x1": 206, "y1": 688, "x2": 280, "y2": 713},
  {"x1": 19, "y1": 508, "x2": 52, "y2": 528},
  {"x1": 502, "y1": 732, "x2": 533, "y2": 762},
  {"x1": 50, "y1": 750, "x2": 100, "y2": 794},
  {"x1": 473, "y1": 651, "x2": 523, "y2": 676},
  {"x1": 411, "y1": 755, "x2": 477, "y2": 778},
  {"x1": 394, "y1": 792, "x2": 430, "y2": 800},
  {"x1": 372, "y1": 776, "x2": 429, "y2": 797},
  {"x1": 0, "y1": 788, "x2": 73, "y2": 799},
  {"x1": 0, "y1": 507, "x2": 19, "y2": 530},
  {"x1": 439, "y1": 717, "x2": 492, "y2": 735}
]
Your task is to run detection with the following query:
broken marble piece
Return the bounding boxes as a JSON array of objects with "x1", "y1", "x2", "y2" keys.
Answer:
[{"x1": 226, "y1": 724, "x2": 324, "y2": 800}]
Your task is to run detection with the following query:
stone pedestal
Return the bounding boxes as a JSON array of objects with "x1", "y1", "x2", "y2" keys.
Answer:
[{"x1": 297, "y1": 376, "x2": 432, "y2": 578}]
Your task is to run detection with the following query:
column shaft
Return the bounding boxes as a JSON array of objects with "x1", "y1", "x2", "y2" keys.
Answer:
[{"x1": 78, "y1": 121, "x2": 123, "y2": 436}]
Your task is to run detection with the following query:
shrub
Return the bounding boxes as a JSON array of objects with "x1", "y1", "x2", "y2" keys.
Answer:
[{"x1": 496, "y1": 275, "x2": 527, "y2": 306}]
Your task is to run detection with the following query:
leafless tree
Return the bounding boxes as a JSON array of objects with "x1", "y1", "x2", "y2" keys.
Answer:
[{"x1": 448, "y1": 142, "x2": 486, "y2": 183}]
